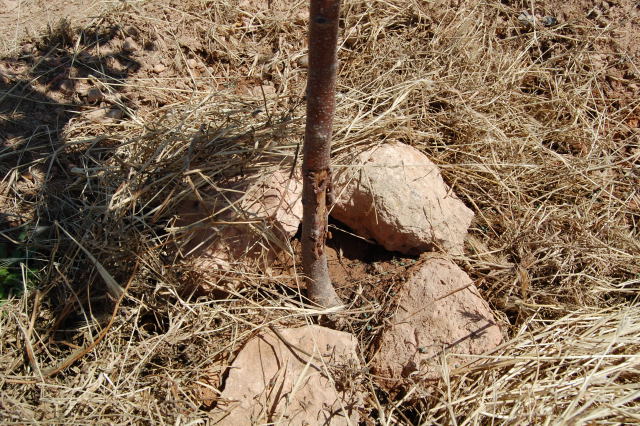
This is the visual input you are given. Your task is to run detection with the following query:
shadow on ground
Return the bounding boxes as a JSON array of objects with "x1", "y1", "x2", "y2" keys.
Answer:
[{"x1": 0, "y1": 18, "x2": 143, "y2": 367}]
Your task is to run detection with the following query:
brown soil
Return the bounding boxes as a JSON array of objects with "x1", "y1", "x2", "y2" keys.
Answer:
[
  {"x1": 0, "y1": 0, "x2": 111, "y2": 55},
  {"x1": 273, "y1": 219, "x2": 412, "y2": 347}
]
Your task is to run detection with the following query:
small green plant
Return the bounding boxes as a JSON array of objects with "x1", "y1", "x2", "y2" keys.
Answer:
[{"x1": 0, "y1": 232, "x2": 37, "y2": 301}]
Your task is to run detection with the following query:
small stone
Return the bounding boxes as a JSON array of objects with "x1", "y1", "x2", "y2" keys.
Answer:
[
  {"x1": 59, "y1": 79, "x2": 75, "y2": 95},
  {"x1": 153, "y1": 63, "x2": 166, "y2": 73},
  {"x1": 122, "y1": 37, "x2": 138, "y2": 53},
  {"x1": 20, "y1": 43, "x2": 34, "y2": 55},
  {"x1": 186, "y1": 58, "x2": 198, "y2": 69},
  {"x1": 260, "y1": 83, "x2": 277, "y2": 97},
  {"x1": 86, "y1": 87, "x2": 104, "y2": 103},
  {"x1": 541, "y1": 16, "x2": 558, "y2": 27},
  {"x1": 85, "y1": 108, "x2": 107, "y2": 123},
  {"x1": 296, "y1": 54, "x2": 309, "y2": 68},
  {"x1": 247, "y1": 83, "x2": 277, "y2": 98},
  {"x1": 85, "y1": 107, "x2": 123, "y2": 123},
  {"x1": 517, "y1": 11, "x2": 536, "y2": 28}
]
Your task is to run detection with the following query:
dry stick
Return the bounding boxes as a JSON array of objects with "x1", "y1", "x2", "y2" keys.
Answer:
[{"x1": 302, "y1": 0, "x2": 343, "y2": 308}]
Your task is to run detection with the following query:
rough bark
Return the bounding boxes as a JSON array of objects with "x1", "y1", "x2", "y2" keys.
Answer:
[{"x1": 301, "y1": 0, "x2": 342, "y2": 308}]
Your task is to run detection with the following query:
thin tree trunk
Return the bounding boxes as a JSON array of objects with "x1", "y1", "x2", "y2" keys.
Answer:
[{"x1": 301, "y1": 0, "x2": 342, "y2": 308}]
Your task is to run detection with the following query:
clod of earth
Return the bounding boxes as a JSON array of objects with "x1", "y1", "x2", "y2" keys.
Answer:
[
  {"x1": 122, "y1": 36, "x2": 138, "y2": 53},
  {"x1": 331, "y1": 141, "x2": 474, "y2": 256},
  {"x1": 242, "y1": 83, "x2": 277, "y2": 99},
  {"x1": 83, "y1": 107, "x2": 123, "y2": 124},
  {"x1": 85, "y1": 87, "x2": 104, "y2": 103},
  {"x1": 211, "y1": 325, "x2": 362, "y2": 425},
  {"x1": 371, "y1": 256, "x2": 502, "y2": 392}
]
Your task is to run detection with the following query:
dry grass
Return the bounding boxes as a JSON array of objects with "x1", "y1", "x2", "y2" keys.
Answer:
[{"x1": 1, "y1": 0, "x2": 638, "y2": 423}]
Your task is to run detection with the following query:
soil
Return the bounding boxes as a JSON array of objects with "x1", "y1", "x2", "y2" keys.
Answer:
[
  {"x1": 538, "y1": 0, "x2": 640, "y2": 116},
  {"x1": 0, "y1": 0, "x2": 111, "y2": 55},
  {"x1": 271, "y1": 218, "x2": 413, "y2": 350}
]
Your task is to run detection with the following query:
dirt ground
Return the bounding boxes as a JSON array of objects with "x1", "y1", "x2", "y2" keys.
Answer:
[
  {"x1": 0, "y1": 0, "x2": 112, "y2": 55},
  {"x1": 1, "y1": 0, "x2": 639, "y2": 423}
]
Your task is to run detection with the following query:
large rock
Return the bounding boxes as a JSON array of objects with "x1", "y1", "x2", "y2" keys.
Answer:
[
  {"x1": 176, "y1": 169, "x2": 302, "y2": 288},
  {"x1": 331, "y1": 142, "x2": 474, "y2": 255},
  {"x1": 371, "y1": 256, "x2": 502, "y2": 391},
  {"x1": 213, "y1": 325, "x2": 362, "y2": 425}
]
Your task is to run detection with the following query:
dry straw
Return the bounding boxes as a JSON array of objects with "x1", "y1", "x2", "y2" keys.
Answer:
[{"x1": 1, "y1": 0, "x2": 638, "y2": 423}]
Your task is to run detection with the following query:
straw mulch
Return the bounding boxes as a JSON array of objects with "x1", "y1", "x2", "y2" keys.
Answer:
[{"x1": 1, "y1": 0, "x2": 638, "y2": 423}]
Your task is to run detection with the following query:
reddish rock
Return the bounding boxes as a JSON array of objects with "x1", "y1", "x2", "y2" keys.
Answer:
[
  {"x1": 186, "y1": 58, "x2": 199, "y2": 69},
  {"x1": 331, "y1": 142, "x2": 474, "y2": 255},
  {"x1": 244, "y1": 83, "x2": 277, "y2": 99},
  {"x1": 212, "y1": 325, "x2": 362, "y2": 425},
  {"x1": 152, "y1": 63, "x2": 166, "y2": 73},
  {"x1": 177, "y1": 169, "x2": 302, "y2": 289},
  {"x1": 371, "y1": 256, "x2": 502, "y2": 390}
]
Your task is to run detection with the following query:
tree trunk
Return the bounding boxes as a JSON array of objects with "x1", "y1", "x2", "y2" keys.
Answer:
[{"x1": 301, "y1": 0, "x2": 342, "y2": 308}]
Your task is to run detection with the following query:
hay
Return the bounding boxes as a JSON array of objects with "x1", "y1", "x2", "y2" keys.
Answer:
[{"x1": 1, "y1": 0, "x2": 638, "y2": 423}]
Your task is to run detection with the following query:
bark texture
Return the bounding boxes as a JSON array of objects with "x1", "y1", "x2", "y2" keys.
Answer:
[{"x1": 301, "y1": 0, "x2": 342, "y2": 308}]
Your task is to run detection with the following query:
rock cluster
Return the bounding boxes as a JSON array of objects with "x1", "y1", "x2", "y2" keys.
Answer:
[{"x1": 184, "y1": 142, "x2": 501, "y2": 411}]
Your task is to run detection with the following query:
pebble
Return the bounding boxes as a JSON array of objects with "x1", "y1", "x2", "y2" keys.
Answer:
[
  {"x1": 21, "y1": 43, "x2": 34, "y2": 55},
  {"x1": 186, "y1": 58, "x2": 198, "y2": 69},
  {"x1": 122, "y1": 37, "x2": 138, "y2": 53},
  {"x1": 59, "y1": 79, "x2": 75, "y2": 95},
  {"x1": 517, "y1": 11, "x2": 536, "y2": 28},
  {"x1": 86, "y1": 87, "x2": 104, "y2": 103},
  {"x1": 153, "y1": 63, "x2": 166, "y2": 73},
  {"x1": 85, "y1": 107, "x2": 123, "y2": 123}
]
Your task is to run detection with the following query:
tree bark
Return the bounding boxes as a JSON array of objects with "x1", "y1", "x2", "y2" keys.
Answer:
[{"x1": 301, "y1": 0, "x2": 342, "y2": 308}]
